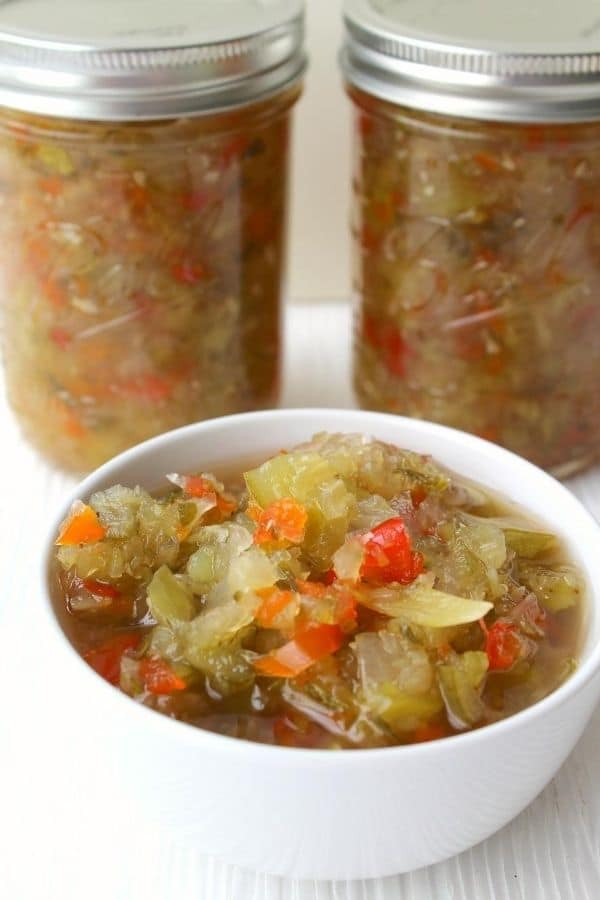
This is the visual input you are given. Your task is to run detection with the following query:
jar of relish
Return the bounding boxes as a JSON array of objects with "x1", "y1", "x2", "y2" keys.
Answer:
[
  {"x1": 0, "y1": 0, "x2": 305, "y2": 471},
  {"x1": 342, "y1": 0, "x2": 600, "y2": 475}
]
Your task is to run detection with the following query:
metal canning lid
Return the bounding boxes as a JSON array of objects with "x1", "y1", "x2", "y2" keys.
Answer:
[
  {"x1": 0, "y1": 0, "x2": 305, "y2": 120},
  {"x1": 342, "y1": 0, "x2": 600, "y2": 123}
]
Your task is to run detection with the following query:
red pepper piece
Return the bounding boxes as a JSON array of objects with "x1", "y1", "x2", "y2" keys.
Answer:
[
  {"x1": 321, "y1": 569, "x2": 337, "y2": 585},
  {"x1": 383, "y1": 328, "x2": 407, "y2": 377},
  {"x1": 170, "y1": 259, "x2": 208, "y2": 285},
  {"x1": 358, "y1": 113, "x2": 375, "y2": 138},
  {"x1": 181, "y1": 189, "x2": 211, "y2": 212},
  {"x1": 410, "y1": 486, "x2": 427, "y2": 509},
  {"x1": 363, "y1": 315, "x2": 408, "y2": 377},
  {"x1": 565, "y1": 204, "x2": 593, "y2": 231},
  {"x1": 84, "y1": 634, "x2": 141, "y2": 685},
  {"x1": 126, "y1": 182, "x2": 148, "y2": 214},
  {"x1": 485, "y1": 621, "x2": 522, "y2": 671},
  {"x1": 360, "y1": 517, "x2": 424, "y2": 584},
  {"x1": 83, "y1": 580, "x2": 121, "y2": 599},
  {"x1": 49, "y1": 327, "x2": 72, "y2": 349}
]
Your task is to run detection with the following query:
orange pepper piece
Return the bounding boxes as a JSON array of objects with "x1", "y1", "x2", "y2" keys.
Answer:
[
  {"x1": 56, "y1": 501, "x2": 106, "y2": 545},
  {"x1": 44, "y1": 278, "x2": 68, "y2": 308},
  {"x1": 38, "y1": 176, "x2": 63, "y2": 196},
  {"x1": 410, "y1": 486, "x2": 427, "y2": 508},
  {"x1": 62, "y1": 408, "x2": 86, "y2": 439},
  {"x1": 255, "y1": 587, "x2": 296, "y2": 628},
  {"x1": 183, "y1": 475, "x2": 236, "y2": 516},
  {"x1": 295, "y1": 579, "x2": 326, "y2": 598},
  {"x1": 254, "y1": 623, "x2": 343, "y2": 678},
  {"x1": 140, "y1": 658, "x2": 186, "y2": 695},
  {"x1": 252, "y1": 498, "x2": 307, "y2": 546},
  {"x1": 295, "y1": 579, "x2": 358, "y2": 632},
  {"x1": 413, "y1": 722, "x2": 450, "y2": 743},
  {"x1": 334, "y1": 591, "x2": 358, "y2": 631},
  {"x1": 473, "y1": 151, "x2": 502, "y2": 173}
]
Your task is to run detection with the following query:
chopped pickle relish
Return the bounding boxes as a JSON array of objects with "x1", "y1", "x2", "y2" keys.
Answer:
[{"x1": 53, "y1": 433, "x2": 584, "y2": 749}]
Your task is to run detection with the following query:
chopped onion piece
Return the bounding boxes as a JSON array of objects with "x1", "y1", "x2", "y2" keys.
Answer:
[
  {"x1": 227, "y1": 548, "x2": 279, "y2": 595},
  {"x1": 332, "y1": 537, "x2": 365, "y2": 582},
  {"x1": 355, "y1": 631, "x2": 433, "y2": 695},
  {"x1": 360, "y1": 577, "x2": 492, "y2": 627},
  {"x1": 181, "y1": 593, "x2": 259, "y2": 659}
]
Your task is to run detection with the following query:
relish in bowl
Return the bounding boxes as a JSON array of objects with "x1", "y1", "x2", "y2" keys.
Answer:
[{"x1": 53, "y1": 431, "x2": 584, "y2": 748}]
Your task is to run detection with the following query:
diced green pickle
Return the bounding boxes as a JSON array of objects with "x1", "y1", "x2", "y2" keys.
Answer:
[
  {"x1": 503, "y1": 528, "x2": 558, "y2": 558},
  {"x1": 147, "y1": 565, "x2": 196, "y2": 627},
  {"x1": 519, "y1": 564, "x2": 583, "y2": 612},
  {"x1": 437, "y1": 651, "x2": 489, "y2": 729}
]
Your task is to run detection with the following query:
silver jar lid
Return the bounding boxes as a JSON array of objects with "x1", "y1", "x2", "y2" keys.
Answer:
[
  {"x1": 342, "y1": 0, "x2": 600, "y2": 122},
  {"x1": 0, "y1": 0, "x2": 305, "y2": 120}
]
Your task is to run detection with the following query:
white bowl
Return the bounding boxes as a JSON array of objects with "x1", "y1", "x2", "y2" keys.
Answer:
[{"x1": 41, "y1": 409, "x2": 600, "y2": 880}]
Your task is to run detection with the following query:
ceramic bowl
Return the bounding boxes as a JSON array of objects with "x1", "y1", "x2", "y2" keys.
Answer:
[{"x1": 41, "y1": 409, "x2": 600, "y2": 879}]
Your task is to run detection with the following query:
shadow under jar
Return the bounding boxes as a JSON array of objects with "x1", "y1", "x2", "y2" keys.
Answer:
[
  {"x1": 342, "y1": 0, "x2": 600, "y2": 476},
  {"x1": 0, "y1": 0, "x2": 305, "y2": 472}
]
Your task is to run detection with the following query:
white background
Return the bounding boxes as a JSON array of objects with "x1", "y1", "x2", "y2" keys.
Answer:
[{"x1": 289, "y1": 0, "x2": 351, "y2": 301}]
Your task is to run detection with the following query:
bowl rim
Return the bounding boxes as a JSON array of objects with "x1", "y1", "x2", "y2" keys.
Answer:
[{"x1": 41, "y1": 407, "x2": 600, "y2": 765}]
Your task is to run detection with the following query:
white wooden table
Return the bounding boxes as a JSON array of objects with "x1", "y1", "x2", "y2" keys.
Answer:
[{"x1": 2, "y1": 301, "x2": 599, "y2": 900}]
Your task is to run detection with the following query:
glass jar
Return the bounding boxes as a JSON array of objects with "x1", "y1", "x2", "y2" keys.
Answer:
[
  {"x1": 0, "y1": 1, "x2": 305, "y2": 472},
  {"x1": 342, "y1": 0, "x2": 600, "y2": 476}
]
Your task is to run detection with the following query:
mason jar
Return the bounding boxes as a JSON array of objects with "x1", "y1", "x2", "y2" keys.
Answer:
[
  {"x1": 341, "y1": 0, "x2": 600, "y2": 476},
  {"x1": 0, "y1": 1, "x2": 305, "y2": 472}
]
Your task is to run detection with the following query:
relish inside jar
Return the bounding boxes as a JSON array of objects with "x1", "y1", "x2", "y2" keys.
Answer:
[
  {"x1": 349, "y1": 89, "x2": 600, "y2": 476},
  {"x1": 0, "y1": 91, "x2": 298, "y2": 471}
]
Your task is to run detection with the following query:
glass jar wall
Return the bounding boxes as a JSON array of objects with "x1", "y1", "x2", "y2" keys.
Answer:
[
  {"x1": 349, "y1": 87, "x2": 600, "y2": 476},
  {"x1": 0, "y1": 89, "x2": 299, "y2": 471}
]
